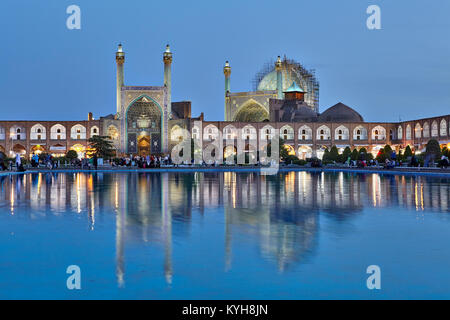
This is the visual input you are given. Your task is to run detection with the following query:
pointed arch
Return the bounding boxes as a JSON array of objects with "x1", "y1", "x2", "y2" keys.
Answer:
[
  {"x1": 414, "y1": 123, "x2": 421, "y2": 138},
  {"x1": 334, "y1": 125, "x2": 349, "y2": 140},
  {"x1": 440, "y1": 119, "x2": 447, "y2": 136},
  {"x1": 371, "y1": 125, "x2": 386, "y2": 140},
  {"x1": 233, "y1": 99, "x2": 269, "y2": 122},
  {"x1": 353, "y1": 125, "x2": 367, "y2": 140},
  {"x1": 298, "y1": 125, "x2": 312, "y2": 140},
  {"x1": 431, "y1": 120, "x2": 438, "y2": 137},
  {"x1": 280, "y1": 125, "x2": 294, "y2": 140},
  {"x1": 71, "y1": 124, "x2": 87, "y2": 140},
  {"x1": 50, "y1": 124, "x2": 66, "y2": 140},
  {"x1": 317, "y1": 125, "x2": 331, "y2": 141},
  {"x1": 30, "y1": 124, "x2": 46, "y2": 140}
]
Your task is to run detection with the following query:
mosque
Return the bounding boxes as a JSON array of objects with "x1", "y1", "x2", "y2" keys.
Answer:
[{"x1": 0, "y1": 44, "x2": 449, "y2": 159}]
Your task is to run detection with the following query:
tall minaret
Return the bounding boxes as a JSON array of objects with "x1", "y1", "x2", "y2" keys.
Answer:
[
  {"x1": 223, "y1": 61, "x2": 231, "y2": 121},
  {"x1": 275, "y1": 56, "x2": 283, "y2": 99},
  {"x1": 163, "y1": 44, "x2": 173, "y2": 119},
  {"x1": 116, "y1": 44, "x2": 125, "y2": 117}
]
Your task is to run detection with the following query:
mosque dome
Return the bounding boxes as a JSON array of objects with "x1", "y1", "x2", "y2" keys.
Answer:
[
  {"x1": 254, "y1": 57, "x2": 319, "y2": 111},
  {"x1": 318, "y1": 103, "x2": 364, "y2": 122}
]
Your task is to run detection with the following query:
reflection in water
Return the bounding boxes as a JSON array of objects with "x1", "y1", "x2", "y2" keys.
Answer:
[{"x1": 0, "y1": 172, "x2": 449, "y2": 286}]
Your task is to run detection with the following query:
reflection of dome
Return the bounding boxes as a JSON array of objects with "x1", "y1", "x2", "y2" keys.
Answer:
[
  {"x1": 318, "y1": 102, "x2": 364, "y2": 122},
  {"x1": 254, "y1": 57, "x2": 319, "y2": 111}
]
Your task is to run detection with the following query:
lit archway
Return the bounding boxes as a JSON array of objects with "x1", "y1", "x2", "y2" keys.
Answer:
[{"x1": 233, "y1": 100, "x2": 269, "y2": 122}]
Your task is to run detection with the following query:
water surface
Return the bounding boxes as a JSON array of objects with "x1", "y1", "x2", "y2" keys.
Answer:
[{"x1": 0, "y1": 171, "x2": 449, "y2": 299}]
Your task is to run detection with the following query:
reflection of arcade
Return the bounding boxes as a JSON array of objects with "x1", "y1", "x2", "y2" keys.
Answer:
[{"x1": 1, "y1": 172, "x2": 449, "y2": 286}]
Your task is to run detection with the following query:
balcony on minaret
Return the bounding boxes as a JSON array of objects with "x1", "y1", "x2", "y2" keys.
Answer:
[{"x1": 284, "y1": 81, "x2": 305, "y2": 101}]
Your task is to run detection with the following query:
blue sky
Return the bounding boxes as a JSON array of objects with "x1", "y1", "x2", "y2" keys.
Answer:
[{"x1": 0, "y1": 0, "x2": 449, "y2": 122}]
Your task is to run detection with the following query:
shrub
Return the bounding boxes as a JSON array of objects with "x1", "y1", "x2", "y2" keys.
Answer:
[
  {"x1": 425, "y1": 139, "x2": 441, "y2": 158},
  {"x1": 342, "y1": 147, "x2": 352, "y2": 163},
  {"x1": 66, "y1": 150, "x2": 78, "y2": 161}
]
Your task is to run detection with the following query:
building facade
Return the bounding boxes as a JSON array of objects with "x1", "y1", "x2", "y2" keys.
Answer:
[{"x1": 0, "y1": 45, "x2": 449, "y2": 159}]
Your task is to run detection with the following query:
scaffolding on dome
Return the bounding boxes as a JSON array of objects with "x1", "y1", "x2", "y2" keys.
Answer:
[{"x1": 252, "y1": 56, "x2": 320, "y2": 112}]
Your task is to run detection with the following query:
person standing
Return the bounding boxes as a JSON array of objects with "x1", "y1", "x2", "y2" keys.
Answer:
[
  {"x1": 15, "y1": 153, "x2": 21, "y2": 170},
  {"x1": 93, "y1": 154, "x2": 98, "y2": 170}
]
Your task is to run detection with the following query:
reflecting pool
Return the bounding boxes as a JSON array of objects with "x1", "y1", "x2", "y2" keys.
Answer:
[{"x1": 0, "y1": 171, "x2": 449, "y2": 299}]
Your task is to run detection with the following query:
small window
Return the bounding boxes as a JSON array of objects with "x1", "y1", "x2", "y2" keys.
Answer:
[
  {"x1": 77, "y1": 134, "x2": 81, "y2": 140},
  {"x1": 37, "y1": 135, "x2": 41, "y2": 140},
  {"x1": 57, "y1": 135, "x2": 61, "y2": 140},
  {"x1": 37, "y1": 128, "x2": 42, "y2": 133},
  {"x1": 17, "y1": 134, "x2": 21, "y2": 140},
  {"x1": 17, "y1": 128, "x2": 21, "y2": 133},
  {"x1": 57, "y1": 129, "x2": 61, "y2": 133},
  {"x1": 93, "y1": 128, "x2": 97, "y2": 133}
]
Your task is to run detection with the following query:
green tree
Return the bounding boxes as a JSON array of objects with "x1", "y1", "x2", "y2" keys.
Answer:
[
  {"x1": 279, "y1": 138, "x2": 290, "y2": 161},
  {"x1": 404, "y1": 145, "x2": 413, "y2": 158},
  {"x1": 329, "y1": 146, "x2": 339, "y2": 162},
  {"x1": 66, "y1": 150, "x2": 78, "y2": 161},
  {"x1": 87, "y1": 135, "x2": 116, "y2": 159},
  {"x1": 425, "y1": 139, "x2": 441, "y2": 158},
  {"x1": 376, "y1": 148, "x2": 386, "y2": 162},
  {"x1": 322, "y1": 148, "x2": 330, "y2": 162},
  {"x1": 351, "y1": 148, "x2": 359, "y2": 161},
  {"x1": 442, "y1": 147, "x2": 449, "y2": 158},
  {"x1": 342, "y1": 147, "x2": 352, "y2": 163},
  {"x1": 383, "y1": 144, "x2": 393, "y2": 159}
]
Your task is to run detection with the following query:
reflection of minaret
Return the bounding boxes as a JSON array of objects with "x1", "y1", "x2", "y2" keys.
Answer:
[
  {"x1": 115, "y1": 178, "x2": 125, "y2": 288},
  {"x1": 224, "y1": 206, "x2": 232, "y2": 271},
  {"x1": 162, "y1": 173, "x2": 173, "y2": 284}
]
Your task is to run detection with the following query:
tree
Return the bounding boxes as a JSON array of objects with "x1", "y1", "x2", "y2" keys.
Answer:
[
  {"x1": 376, "y1": 148, "x2": 386, "y2": 162},
  {"x1": 342, "y1": 147, "x2": 352, "y2": 163},
  {"x1": 321, "y1": 148, "x2": 330, "y2": 162},
  {"x1": 351, "y1": 148, "x2": 359, "y2": 161},
  {"x1": 66, "y1": 150, "x2": 78, "y2": 161},
  {"x1": 329, "y1": 146, "x2": 339, "y2": 162},
  {"x1": 279, "y1": 138, "x2": 290, "y2": 161},
  {"x1": 383, "y1": 144, "x2": 393, "y2": 159},
  {"x1": 425, "y1": 139, "x2": 441, "y2": 158},
  {"x1": 404, "y1": 145, "x2": 413, "y2": 158},
  {"x1": 442, "y1": 147, "x2": 449, "y2": 158},
  {"x1": 87, "y1": 135, "x2": 116, "y2": 159}
]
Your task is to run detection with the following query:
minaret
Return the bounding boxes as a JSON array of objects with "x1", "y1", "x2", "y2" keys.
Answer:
[
  {"x1": 275, "y1": 56, "x2": 283, "y2": 99},
  {"x1": 223, "y1": 61, "x2": 231, "y2": 121},
  {"x1": 163, "y1": 44, "x2": 173, "y2": 119},
  {"x1": 116, "y1": 44, "x2": 125, "y2": 117}
]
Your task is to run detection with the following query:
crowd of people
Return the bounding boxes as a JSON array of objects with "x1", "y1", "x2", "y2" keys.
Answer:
[
  {"x1": 1, "y1": 151, "x2": 449, "y2": 172},
  {"x1": 112, "y1": 154, "x2": 172, "y2": 168}
]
